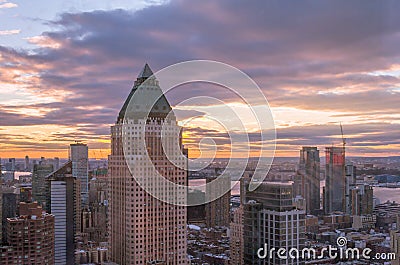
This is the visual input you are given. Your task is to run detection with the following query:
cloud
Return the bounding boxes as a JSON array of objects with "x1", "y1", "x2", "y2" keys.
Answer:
[
  {"x1": 0, "y1": 29, "x2": 20, "y2": 35},
  {"x1": 24, "y1": 36, "x2": 61, "y2": 49},
  {"x1": 1, "y1": 0, "x2": 400, "y2": 157},
  {"x1": 0, "y1": 2, "x2": 17, "y2": 9}
]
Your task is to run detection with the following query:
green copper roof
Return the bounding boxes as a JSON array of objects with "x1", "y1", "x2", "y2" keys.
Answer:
[{"x1": 117, "y1": 63, "x2": 173, "y2": 123}]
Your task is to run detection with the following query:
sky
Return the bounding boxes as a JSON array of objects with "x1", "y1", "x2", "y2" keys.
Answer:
[{"x1": 0, "y1": 0, "x2": 400, "y2": 159}]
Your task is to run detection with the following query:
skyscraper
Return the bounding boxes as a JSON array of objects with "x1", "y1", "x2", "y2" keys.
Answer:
[
  {"x1": 32, "y1": 163, "x2": 54, "y2": 207},
  {"x1": 0, "y1": 202, "x2": 55, "y2": 265},
  {"x1": 323, "y1": 146, "x2": 345, "y2": 214},
  {"x1": 1, "y1": 187, "x2": 17, "y2": 244},
  {"x1": 108, "y1": 64, "x2": 187, "y2": 264},
  {"x1": 70, "y1": 143, "x2": 89, "y2": 207},
  {"x1": 205, "y1": 173, "x2": 231, "y2": 228},
  {"x1": 293, "y1": 147, "x2": 320, "y2": 215},
  {"x1": 243, "y1": 181, "x2": 305, "y2": 265},
  {"x1": 345, "y1": 163, "x2": 356, "y2": 214},
  {"x1": 25, "y1": 155, "x2": 30, "y2": 171},
  {"x1": 54, "y1": 157, "x2": 60, "y2": 171},
  {"x1": 350, "y1": 184, "x2": 373, "y2": 216},
  {"x1": 46, "y1": 161, "x2": 81, "y2": 265}
]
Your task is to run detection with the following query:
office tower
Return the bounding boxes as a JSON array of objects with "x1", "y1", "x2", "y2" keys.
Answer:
[
  {"x1": 350, "y1": 184, "x2": 373, "y2": 216},
  {"x1": 6, "y1": 158, "x2": 15, "y2": 171},
  {"x1": 32, "y1": 163, "x2": 54, "y2": 207},
  {"x1": 54, "y1": 157, "x2": 60, "y2": 171},
  {"x1": 108, "y1": 64, "x2": 187, "y2": 265},
  {"x1": 46, "y1": 161, "x2": 81, "y2": 265},
  {"x1": 243, "y1": 181, "x2": 305, "y2": 265},
  {"x1": 345, "y1": 163, "x2": 356, "y2": 214},
  {"x1": 323, "y1": 146, "x2": 345, "y2": 214},
  {"x1": 1, "y1": 187, "x2": 17, "y2": 244},
  {"x1": 293, "y1": 147, "x2": 320, "y2": 215},
  {"x1": 0, "y1": 202, "x2": 55, "y2": 265},
  {"x1": 70, "y1": 143, "x2": 89, "y2": 207},
  {"x1": 205, "y1": 173, "x2": 231, "y2": 228},
  {"x1": 187, "y1": 189, "x2": 206, "y2": 223},
  {"x1": 230, "y1": 206, "x2": 244, "y2": 264},
  {"x1": 25, "y1": 155, "x2": 30, "y2": 171}
]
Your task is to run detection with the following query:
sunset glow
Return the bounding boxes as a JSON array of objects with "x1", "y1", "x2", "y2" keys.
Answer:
[{"x1": 1, "y1": 1, "x2": 399, "y2": 159}]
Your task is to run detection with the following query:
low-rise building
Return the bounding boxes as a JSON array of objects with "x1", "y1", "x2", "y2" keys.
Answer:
[{"x1": 0, "y1": 202, "x2": 55, "y2": 265}]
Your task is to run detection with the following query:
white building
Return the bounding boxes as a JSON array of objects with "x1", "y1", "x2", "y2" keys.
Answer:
[
  {"x1": 70, "y1": 143, "x2": 88, "y2": 207},
  {"x1": 243, "y1": 181, "x2": 306, "y2": 265},
  {"x1": 46, "y1": 161, "x2": 81, "y2": 265}
]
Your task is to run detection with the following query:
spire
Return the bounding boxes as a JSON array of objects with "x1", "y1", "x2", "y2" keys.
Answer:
[{"x1": 138, "y1": 63, "x2": 154, "y2": 78}]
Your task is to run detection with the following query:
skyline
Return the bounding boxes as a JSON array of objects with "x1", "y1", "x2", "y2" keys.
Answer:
[{"x1": 1, "y1": 1, "x2": 400, "y2": 159}]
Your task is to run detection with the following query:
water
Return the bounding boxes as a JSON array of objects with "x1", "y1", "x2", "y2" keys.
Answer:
[
  {"x1": 189, "y1": 179, "x2": 400, "y2": 203},
  {"x1": 373, "y1": 187, "x2": 400, "y2": 204}
]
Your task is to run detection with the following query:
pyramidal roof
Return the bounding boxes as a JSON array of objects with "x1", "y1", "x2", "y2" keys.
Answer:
[
  {"x1": 138, "y1": 63, "x2": 154, "y2": 78},
  {"x1": 46, "y1": 160, "x2": 73, "y2": 180},
  {"x1": 117, "y1": 63, "x2": 173, "y2": 123}
]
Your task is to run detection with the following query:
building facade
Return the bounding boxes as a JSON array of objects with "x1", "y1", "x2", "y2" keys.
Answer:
[
  {"x1": 350, "y1": 184, "x2": 373, "y2": 216},
  {"x1": 344, "y1": 163, "x2": 357, "y2": 214},
  {"x1": 324, "y1": 146, "x2": 345, "y2": 214},
  {"x1": 70, "y1": 143, "x2": 89, "y2": 207},
  {"x1": 205, "y1": 174, "x2": 231, "y2": 228},
  {"x1": 293, "y1": 147, "x2": 320, "y2": 215},
  {"x1": 391, "y1": 229, "x2": 400, "y2": 265},
  {"x1": 1, "y1": 187, "x2": 17, "y2": 244},
  {"x1": 243, "y1": 181, "x2": 305, "y2": 265},
  {"x1": 46, "y1": 161, "x2": 81, "y2": 265},
  {"x1": 230, "y1": 206, "x2": 244, "y2": 264},
  {"x1": 108, "y1": 64, "x2": 187, "y2": 264},
  {"x1": 32, "y1": 163, "x2": 54, "y2": 207},
  {"x1": 0, "y1": 202, "x2": 54, "y2": 265}
]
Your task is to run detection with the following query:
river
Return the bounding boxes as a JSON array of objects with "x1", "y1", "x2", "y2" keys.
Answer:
[{"x1": 189, "y1": 179, "x2": 400, "y2": 204}]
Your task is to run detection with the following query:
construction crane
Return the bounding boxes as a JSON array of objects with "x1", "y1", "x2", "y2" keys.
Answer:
[{"x1": 340, "y1": 122, "x2": 346, "y2": 152}]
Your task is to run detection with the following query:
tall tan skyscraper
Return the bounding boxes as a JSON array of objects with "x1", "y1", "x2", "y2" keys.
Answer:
[{"x1": 109, "y1": 64, "x2": 187, "y2": 265}]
